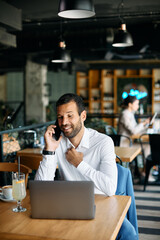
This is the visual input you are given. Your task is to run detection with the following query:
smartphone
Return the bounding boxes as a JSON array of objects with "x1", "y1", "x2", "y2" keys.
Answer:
[{"x1": 53, "y1": 119, "x2": 61, "y2": 141}]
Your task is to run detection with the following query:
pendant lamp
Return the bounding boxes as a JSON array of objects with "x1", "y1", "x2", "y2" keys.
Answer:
[
  {"x1": 51, "y1": 41, "x2": 71, "y2": 63},
  {"x1": 112, "y1": 23, "x2": 133, "y2": 47},
  {"x1": 58, "y1": 0, "x2": 95, "y2": 19}
]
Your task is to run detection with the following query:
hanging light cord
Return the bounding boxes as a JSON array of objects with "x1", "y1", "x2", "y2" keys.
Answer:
[
  {"x1": 59, "y1": 20, "x2": 66, "y2": 49},
  {"x1": 118, "y1": 0, "x2": 125, "y2": 24}
]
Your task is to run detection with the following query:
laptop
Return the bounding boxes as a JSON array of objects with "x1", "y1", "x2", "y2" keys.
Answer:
[{"x1": 29, "y1": 180, "x2": 96, "y2": 220}]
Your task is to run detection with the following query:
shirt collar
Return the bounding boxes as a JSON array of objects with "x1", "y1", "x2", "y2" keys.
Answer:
[{"x1": 66, "y1": 127, "x2": 90, "y2": 149}]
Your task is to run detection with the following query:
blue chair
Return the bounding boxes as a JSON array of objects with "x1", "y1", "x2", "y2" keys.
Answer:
[{"x1": 116, "y1": 163, "x2": 139, "y2": 240}]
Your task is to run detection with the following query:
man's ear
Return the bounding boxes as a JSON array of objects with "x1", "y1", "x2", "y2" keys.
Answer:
[{"x1": 81, "y1": 110, "x2": 87, "y2": 122}]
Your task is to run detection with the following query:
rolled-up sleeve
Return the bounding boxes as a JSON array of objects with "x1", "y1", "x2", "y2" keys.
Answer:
[{"x1": 35, "y1": 155, "x2": 57, "y2": 180}]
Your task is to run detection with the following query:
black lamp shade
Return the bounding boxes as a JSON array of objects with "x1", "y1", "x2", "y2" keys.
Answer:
[
  {"x1": 51, "y1": 48, "x2": 71, "y2": 63},
  {"x1": 58, "y1": 0, "x2": 95, "y2": 19},
  {"x1": 112, "y1": 29, "x2": 133, "y2": 47}
]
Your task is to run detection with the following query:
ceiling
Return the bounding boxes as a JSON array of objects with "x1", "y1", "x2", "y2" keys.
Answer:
[{"x1": 1, "y1": 0, "x2": 160, "y2": 72}]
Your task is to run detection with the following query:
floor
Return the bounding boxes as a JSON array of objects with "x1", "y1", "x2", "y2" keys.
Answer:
[{"x1": 134, "y1": 183, "x2": 160, "y2": 240}]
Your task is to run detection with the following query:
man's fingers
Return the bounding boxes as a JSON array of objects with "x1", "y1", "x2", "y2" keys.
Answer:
[{"x1": 46, "y1": 125, "x2": 56, "y2": 135}]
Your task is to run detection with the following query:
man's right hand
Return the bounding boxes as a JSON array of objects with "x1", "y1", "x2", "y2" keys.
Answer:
[{"x1": 44, "y1": 124, "x2": 62, "y2": 151}]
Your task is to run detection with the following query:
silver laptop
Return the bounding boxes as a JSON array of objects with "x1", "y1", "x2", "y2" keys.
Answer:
[{"x1": 29, "y1": 180, "x2": 96, "y2": 220}]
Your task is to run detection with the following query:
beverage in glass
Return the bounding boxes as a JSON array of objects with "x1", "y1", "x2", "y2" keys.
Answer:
[{"x1": 12, "y1": 172, "x2": 26, "y2": 212}]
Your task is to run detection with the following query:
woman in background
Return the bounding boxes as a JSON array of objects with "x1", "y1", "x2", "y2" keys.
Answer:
[
  {"x1": 118, "y1": 95, "x2": 150, "y2": 157},
  {"x1": 118, "y1": 95, "x2": 151, "y2": 178},
  {"x1": 118, "y1": 96, "x2": 150, "y2": 139}
]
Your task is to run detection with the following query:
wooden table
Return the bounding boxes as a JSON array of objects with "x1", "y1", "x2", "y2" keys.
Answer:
[
  {"x1": 0, "y1": 191, "x2": 131, "y2": 240},
  {"x1": 17, "y1": 146, "x2": 141, "y2": 163},
  {"x1": 130, "y1": 134, "x2": 149, "y2": 142},
  {"x1": 17, "y1": 148, "x2": 43, "y2": 157},
  {"x1": 115, "y1": 146, "x2": 141, "y2": 162}
]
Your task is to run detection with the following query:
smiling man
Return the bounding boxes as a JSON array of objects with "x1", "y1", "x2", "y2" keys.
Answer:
[
  {"x1": 35, "y1": 93, "x2": 138, "y2": 240},
  {"x1": 35, "y1": 93, "x2": 117, "y2": 196}
]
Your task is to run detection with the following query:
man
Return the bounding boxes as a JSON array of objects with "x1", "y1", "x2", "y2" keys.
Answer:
[
  {"x1": 35, "y1": 93, "x2": 117, "y2": 196},
  {"x1": 35, "y1": 93, "x2": 137, "y2": 240}
]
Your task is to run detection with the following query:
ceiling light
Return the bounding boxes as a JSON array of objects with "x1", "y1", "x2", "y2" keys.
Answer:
[
  {"x1": 112, "y1": 23, "x2": 133, "y2": 47},
  {"x1": 51, "y1": 41, "x2": 71, "y2": 63},
  {"x1": 58, "y1": 0, "x2": 95, "y2": 19}
]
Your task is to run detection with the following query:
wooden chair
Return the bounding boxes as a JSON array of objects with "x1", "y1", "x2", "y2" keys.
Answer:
[
  {"x1": 15, "y1": 155, "x2": 61, "y2": 180},
  {"x1": 15, "y1": 155, "x2": 43, "y2": 170},
  {"x1": 0, "y1": 162, "x2": 32, "y2": 188}
]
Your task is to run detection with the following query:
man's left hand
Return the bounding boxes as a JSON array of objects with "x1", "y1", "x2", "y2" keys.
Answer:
[{"x1": 65, "y1": 147, "x2": 83, "y2": 168}]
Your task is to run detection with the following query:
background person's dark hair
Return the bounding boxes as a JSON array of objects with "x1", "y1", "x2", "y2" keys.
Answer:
[
  {"x1": 56, "y1": 93, "x2": 85, "y2": 115},
  {"x1": 121, "y1": 95, "x2": 138, "y2": 108}
]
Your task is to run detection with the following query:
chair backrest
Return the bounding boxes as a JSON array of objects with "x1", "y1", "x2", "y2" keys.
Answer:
[
  {"x1": 109, "y1": 134, "x2": 132, "y2": 146},
  {"x1": 116, "y1": 155, "x2": 122, "y2": 165},
  {"x1": 139, "y1": 133, "x2": 160, "y2": 164},
  {"x1": 105, "y1": 125, "x2": 117, "y2": 135},
  {"x1": 149, "y1": 134, "x2": 160, "y2": 164},
  {"x1": 16, "y1": 156, "x2": 42, "y2": 171},
  {"x1": 139, "y1": 133, "x2": 148, "y2": 163},
  {"x1": 0, "y1": 162, "x2": 32, "y2": 188},
  {"x1": 116, "y1": 163, "x2": 138, "y2": 238}
]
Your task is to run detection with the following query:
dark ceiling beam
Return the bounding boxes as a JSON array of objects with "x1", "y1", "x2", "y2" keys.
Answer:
[
  {"x1": 0, "y1": 0, "x2": 22, "y2": 49},
  {"x1": 84, "y1": 59, "x2": 160, "y2": 69},
  {"x1": 21, "y1": 10, "x2": 160, "y2": 30},
  {"x1": 0, "y1": 0, "x2": 22, "y2": 31}
]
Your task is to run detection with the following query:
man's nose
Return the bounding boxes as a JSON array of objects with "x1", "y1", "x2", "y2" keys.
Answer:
[{"x1": 62, "y1": 117, "x2": 68, "y2": 125}]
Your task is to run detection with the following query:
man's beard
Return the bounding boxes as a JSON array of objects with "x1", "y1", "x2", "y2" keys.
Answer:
[{"x1": 62, "y1": 118, "x2": 82, "y2": 139}]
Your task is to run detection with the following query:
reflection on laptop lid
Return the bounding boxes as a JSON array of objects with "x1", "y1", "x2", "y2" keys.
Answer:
[{"x1": 29, "y1": 180, "x2": 96, "y2": 220}]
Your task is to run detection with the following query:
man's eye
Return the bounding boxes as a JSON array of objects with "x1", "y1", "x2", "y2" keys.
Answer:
[{"x1": 68, "y1": 115, "x2": 73, "y2": 118}]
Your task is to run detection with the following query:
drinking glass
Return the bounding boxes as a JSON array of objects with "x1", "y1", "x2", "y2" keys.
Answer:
[{"x1": 12, "y1": 172, "x2": 26, "y2": 212}]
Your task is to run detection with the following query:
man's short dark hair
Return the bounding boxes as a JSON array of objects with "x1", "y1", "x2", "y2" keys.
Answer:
[{"x1": 56, "y1": 93, "x2": 85, "y2": 115}]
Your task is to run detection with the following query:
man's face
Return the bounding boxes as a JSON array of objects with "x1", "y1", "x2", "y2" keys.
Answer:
[{"x1": 57, "y1": 101, "x2": 86, "y2": 139}]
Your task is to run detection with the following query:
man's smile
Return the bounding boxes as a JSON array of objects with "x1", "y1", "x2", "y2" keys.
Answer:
[{"x1": 62, "y1": 125, "x2": 72, "y2": 132}]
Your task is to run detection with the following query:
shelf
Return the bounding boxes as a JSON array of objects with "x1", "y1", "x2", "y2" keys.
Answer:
[
  {"x1": 117, "y1": 75, "x2": 152, "y2": 78},
  {"x1": 102, "y1": 100, "x2": 114, "y2": 103},
  {"x1": 90, "y1": 87, "x2": 100, "y2": 90},
  {"x1": 103, "y1": 74, "x2": 114, "y2": 78},
  {"x1": 77, "y1": 68, "x2": 160, "y2": 127},
  {"x1": 79, "y1": 87, "x2": 89, "y2": 90},
  {"x1": 91, "y1": 100, "x2": 101, "y2": 103},
  {"x1": 77, "y1": 76, "x2": 88, "y2": 79}
]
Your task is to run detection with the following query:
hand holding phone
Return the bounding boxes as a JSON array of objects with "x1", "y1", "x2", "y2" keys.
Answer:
[
  {"x1": 53, "y1": 119, "x2": 61, "y2": 141},
  {"x1": 44, "y1": 123, "x2": 61, "y2": 152}
]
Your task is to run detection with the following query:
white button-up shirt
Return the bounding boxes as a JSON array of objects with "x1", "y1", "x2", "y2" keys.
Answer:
[{"x1": 35, "y1": 127, "x2": 117, "y2": 196}]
